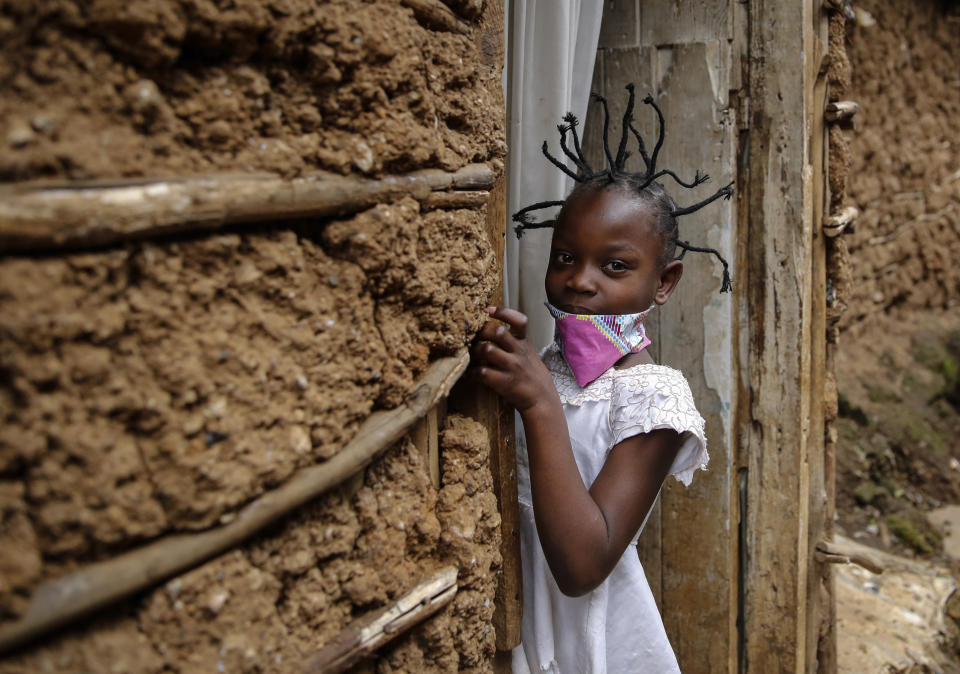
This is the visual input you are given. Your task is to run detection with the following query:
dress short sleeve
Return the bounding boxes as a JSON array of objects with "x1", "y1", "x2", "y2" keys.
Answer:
[{"x1": 608, "y1": 366, "x2": 708, "y2": 486}]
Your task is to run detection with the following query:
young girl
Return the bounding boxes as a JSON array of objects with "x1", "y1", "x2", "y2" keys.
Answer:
[{"x1": 474, "y1": 86, "x2": 732, "y2": 673}]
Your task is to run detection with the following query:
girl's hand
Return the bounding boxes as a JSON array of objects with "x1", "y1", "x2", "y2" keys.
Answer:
[{"x1": 473, "y1": 306, "x2": 557, "y2": 413}]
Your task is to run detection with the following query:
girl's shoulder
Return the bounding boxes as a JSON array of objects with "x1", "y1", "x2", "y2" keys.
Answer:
[
  {"x1": 541, "y1": 343, "x2": 695, "y2": 407},
  {"x1": 542, "y1": 343, "x2": 708, "y2": 484}
]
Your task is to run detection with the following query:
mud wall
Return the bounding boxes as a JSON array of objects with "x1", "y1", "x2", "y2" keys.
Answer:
[
  {"x1": 0, "y1": 1, "x2": 505, "y2": 671},
  {"x1": 840, "y1": 0, "x2": 960, "y2": 334}
]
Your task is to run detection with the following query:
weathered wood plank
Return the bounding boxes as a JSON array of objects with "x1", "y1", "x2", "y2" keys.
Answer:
[
  {"x1": 598, "y1": 0, "x2": 639, "y2": 49},
  {"x1": 640, "y1": 0, "x2": 733, "y2": 47},
  {"x1": 411, "y1": 404, "x2": 443, "y2": 489},
  {"x1": 654, "y1": 42, "x2": 737, "y2": 674},
  {"x1": 742, "y1": 0, "x2": 821, "y2": 668},
  {"x1": 808, "y1": 5, "x2": 833, "y2": 671},
  {"x1": 456, "y1": 172, "x2": 523, "y2": 653},
  {"x1": 584, "y1": 32, "x2": 739, "y2": 673},
  {"x1": 473, "y1": 0, "x2": 520, "y2": 654}
]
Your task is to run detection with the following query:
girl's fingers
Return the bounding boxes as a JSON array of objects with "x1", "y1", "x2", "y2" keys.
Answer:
[
  {"x1": 473, "y1": 341, "x2": 513, "y2": 370},
  {"x1": 488, "y1": 306, "x2": 528, "y2": 339},
  {"x1": 474, "y1": 365, "x2": 515, "y2": 397},
  {"x1": 476, "y1": 321, "x2": 520, "y2": 352}
]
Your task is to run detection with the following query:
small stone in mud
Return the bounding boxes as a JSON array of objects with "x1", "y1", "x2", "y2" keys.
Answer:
[
  {"x1": 165, "y1": 578, "x2": 182, "y2": 599},
  {"x1": 327, "y1": 274, "x2": 339, "y2": 287},
  {"x1": 205, "y1": 431, "x2": 230, "y2": 447},
  {"x1": 183, "y1": 415, "x2": 204, "y2": 436},
  {"x1": 353, "y1": 141, "x2": 374, "y2": 172},
  {"x1": 207, "y1": 120, "x2": 233, "y2": 144},
  {"x1": 290, "y1": 425, "x2": 311, "y2": 454},
  {"x1": 205, "y1": 398, "x2": 227, "y2": 418},
  {"x1": 206, "y1": 590, "x2": 229, "y2": 616},
  {"x1": 7, "y1": 121, "x2": 36, "y2": 148},
  {"x1": 125, "y1": 79, "x2": 165, "y2": 115},
  {"x1": 30, "y1": 113, "x2": 58, "y2": 137},
  {"x1": 295, "y1": 375, "x2": 308, "y2": 390}
]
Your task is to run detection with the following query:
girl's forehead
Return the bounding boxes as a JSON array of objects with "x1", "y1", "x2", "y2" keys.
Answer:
[{"x1": 557, "y1": 187, "x2": 659, "y2": 238}]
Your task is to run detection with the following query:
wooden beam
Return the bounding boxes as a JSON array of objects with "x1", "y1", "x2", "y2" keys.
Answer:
[
  {"x1": 807, "y1": 4, "x2": 832, "y2": 669},
  {"x1": 742, "y1": 0, "x2": 827, "y2": 669},
  {"x1": 449, "y1": 174, "x2": 521, "y2": 653},
  {"x1": 0, "y1": 164, "x2": 493, "y2": 253},
  {"x1": 650, "y1": 44, "x2": 738, "y2": 674},
  {"x1": 469, "y1": 0, "x2": 522, "y2": 657},
  {"x1": 0, "y1": 351, "x2": 469, "y2": 656}
]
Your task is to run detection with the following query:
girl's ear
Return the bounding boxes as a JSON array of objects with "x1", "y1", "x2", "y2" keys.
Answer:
[{"x1": 654, "y1": 260, "x2": 683, "y2": 305}]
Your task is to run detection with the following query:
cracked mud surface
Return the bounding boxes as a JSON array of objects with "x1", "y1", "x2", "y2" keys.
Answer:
[
  {"x1": 0, "y1": 0, "x2": 503, "y2": 182},
  {"x1": 1, "y1": 416, "x2": 502, "y2": 672},
  {"x1": 0, "y1": 201, "x2": 496, "y2": 617},
  {"x1": 0, "y1": 0, "x2": 505, "y2": 669},
  {"x1": 841, "y1": 0, "x2": 960, "y2": 326},
  {"x1": 835, "y1": 2, "x2": 960, "y2": 669}
]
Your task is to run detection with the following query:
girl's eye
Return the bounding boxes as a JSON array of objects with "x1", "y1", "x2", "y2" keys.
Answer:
[
  {"x1": 554, "y1": 252, "x2": 574, "y2": 265},
  {"x1": 604, "y1": 260, "x2": 627, "y2": 273}
]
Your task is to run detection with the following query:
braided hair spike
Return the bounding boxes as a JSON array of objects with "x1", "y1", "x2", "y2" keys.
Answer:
[
  {"x1": 541, "y1": 140, "x2": 581, "y2": 181},
  {"x1": 643, "y1": 95, "x2": 667, "y2": 173},
  {"x1": 670, "y1": 181, "x2": 735, "y2": 217},
  {"x1": 591, "y1": 92, "x2": 617, "y2": 171},
  {"x1": 561, "y1": 113, "x2": 593, "y2": 175},
  {"x1": 677, "y1": 240, "x2": 733, "y2": 293},
  {"x1": 615, "y1": 84, "x2": 636, "y2": 170}
]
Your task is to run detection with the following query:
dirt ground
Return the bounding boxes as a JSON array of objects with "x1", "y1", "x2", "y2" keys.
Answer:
[
  {"x1": 0, "y1": 1, "x2": 505, "y2": 671},
  {"x1": 835, "y1": 0, "x2": 960, "y2": 669}
]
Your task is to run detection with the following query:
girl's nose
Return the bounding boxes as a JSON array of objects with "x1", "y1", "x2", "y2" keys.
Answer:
[{"x1": 566, "y1": 266, "x2": 597, "y2": 294}]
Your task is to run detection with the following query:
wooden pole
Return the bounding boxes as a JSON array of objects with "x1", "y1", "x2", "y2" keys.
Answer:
[
  {"x1": 0, "y1": 351, "x2": 469, "y2": 656},
  {"x1": 742, "y1": 0, "x2": 828, "y2": 668},
  {"x1": 305, "y1": 566, "x2": 458, "y2": 673},
  {"x1": 0, "y1": 164, "x2": 492, "y2": 253}
]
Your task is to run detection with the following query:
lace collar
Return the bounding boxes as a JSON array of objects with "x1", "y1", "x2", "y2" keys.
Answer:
[{"x1": 542, "y1": 343, "x2": 687, "y2": 406}]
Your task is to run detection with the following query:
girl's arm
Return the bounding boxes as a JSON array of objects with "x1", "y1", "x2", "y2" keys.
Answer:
[{"x1": 474, "y1": 307, "x2": 682, "y2": 597}]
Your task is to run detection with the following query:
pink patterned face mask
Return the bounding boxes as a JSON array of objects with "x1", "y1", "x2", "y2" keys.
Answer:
[{"x1": 546, "y1": 303, "x2": 653, "y2": 387}]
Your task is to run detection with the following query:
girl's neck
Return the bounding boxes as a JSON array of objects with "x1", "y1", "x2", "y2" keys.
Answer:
[{"x1": 614, "y1": 349, "x2": 656, "y2": 369}]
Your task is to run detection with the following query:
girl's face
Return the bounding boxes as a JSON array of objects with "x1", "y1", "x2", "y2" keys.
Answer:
[{"x1": 545, "y1": 186, "x2": 683, "y2": 316}]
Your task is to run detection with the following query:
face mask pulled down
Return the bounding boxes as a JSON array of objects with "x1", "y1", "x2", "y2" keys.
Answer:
[{"x1": 546, "y1": 303, "x2": 653, "y2": 388}]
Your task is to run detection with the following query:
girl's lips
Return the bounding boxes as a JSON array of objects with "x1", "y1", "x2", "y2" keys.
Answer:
[{"x1": 559, "y1": 305, "x2": 595, "y2": 315}]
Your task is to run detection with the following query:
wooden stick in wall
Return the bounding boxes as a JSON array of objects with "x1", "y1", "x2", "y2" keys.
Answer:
[
  {"x1": 823, "y1": 206, "x2": 858, "y2": 237},
  {"x1": 0, "y1": 164, "x2": 493, "y2": 253},
  {"x1": 822, "y1": 0, "x2": 855, "y2": 20},
  {"x1": 400, "y1": 0, "x2": 472, "y2": 34},
  {"x1": 825, "y1": 101, "x2": 859, "y2": 123},
  {"x1": 305, "y1": 566, "x2": 458, "y2": 673},
  {"x1": 0, "y1": 350, "x2": 469, "y2": 656}
]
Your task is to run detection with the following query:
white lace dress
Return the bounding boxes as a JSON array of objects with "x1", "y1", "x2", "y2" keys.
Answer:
[{"x1": 512, "y1": 343, "x2": 708, "y2": 674}]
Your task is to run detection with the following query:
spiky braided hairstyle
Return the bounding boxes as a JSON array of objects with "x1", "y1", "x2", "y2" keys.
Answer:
[{"x1": 513, "y1": 84, "x2": 734, "y2": 293}]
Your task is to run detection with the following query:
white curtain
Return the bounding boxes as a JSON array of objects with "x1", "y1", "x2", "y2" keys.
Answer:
[{"x1": 505, "y1": 0, "x2": 604, "y2": 349}]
